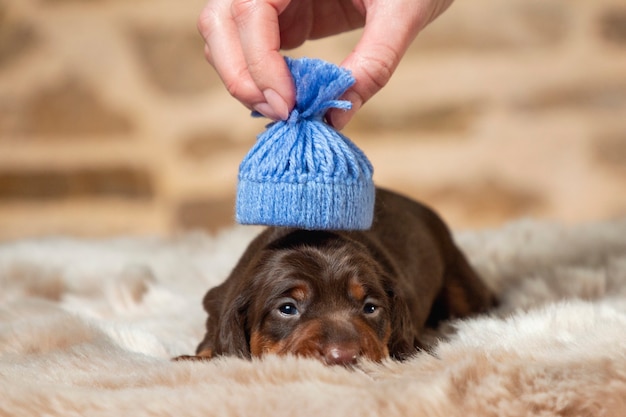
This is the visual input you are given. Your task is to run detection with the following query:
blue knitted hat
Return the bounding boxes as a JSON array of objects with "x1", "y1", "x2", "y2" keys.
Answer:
[{"x1": 236, "y1": 57, "x2": 375, "y2": 230}]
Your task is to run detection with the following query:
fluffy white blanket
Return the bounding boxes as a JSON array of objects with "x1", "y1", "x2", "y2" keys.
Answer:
[{"x1": 1, "y1": 220, "x2": 626, "y2": 417}]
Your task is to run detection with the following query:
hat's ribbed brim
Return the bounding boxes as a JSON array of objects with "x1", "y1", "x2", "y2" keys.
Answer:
[{"x1": 236, "y1": 179, "x2": 375, "y2": 230}]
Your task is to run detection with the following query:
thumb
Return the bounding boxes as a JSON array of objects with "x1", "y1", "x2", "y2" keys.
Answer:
[{"x1": 327, "y1": 2, "x2": 437, "y2": 129}]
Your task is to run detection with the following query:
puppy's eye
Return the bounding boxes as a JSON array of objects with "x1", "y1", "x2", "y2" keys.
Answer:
[
  {"x1": 278, "y1": 302, "x2": 299, "y2": 317},
  {"x1": 363, "y1": 302, "x2": 378, "y2": 315}
]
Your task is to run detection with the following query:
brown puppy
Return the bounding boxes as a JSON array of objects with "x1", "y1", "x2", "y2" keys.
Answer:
[{"x1": 183, "y1": 188, "x2": 495, "y2": 365}]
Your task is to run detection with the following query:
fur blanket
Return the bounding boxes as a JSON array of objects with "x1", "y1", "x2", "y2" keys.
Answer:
[{"x1": 1, "y1": 219, "x2": 626, "y2": 417}]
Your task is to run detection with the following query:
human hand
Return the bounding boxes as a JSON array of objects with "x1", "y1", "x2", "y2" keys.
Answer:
[{"x1": 198, "y1": 0, "x2": 453, "y2": 129}]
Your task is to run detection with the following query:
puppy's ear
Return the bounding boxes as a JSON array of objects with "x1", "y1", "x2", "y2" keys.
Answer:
[
  {"x1": 386, "y1": 285, "x2": 419, "y2": 361},
  {"x1": 195, "y1": 229, "x2": 279, "y2": 359},
  {"x1": 196, "y1": 281, "x2": 251, "y2": 358}
]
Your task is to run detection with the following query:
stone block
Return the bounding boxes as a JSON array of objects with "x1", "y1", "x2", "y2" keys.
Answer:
[
  {"x1": 42, "y1": 0, "x2": 107, "y2": 3},
  {"x1": 347, "y1": 101, "x2": 483, "y2": 137},
  {"x1": 593, "y1": 129, "x2": 626, "y2": 175},
  {"x1": 0, "y1": 167, "x2": 153, "y2": 200},
  {"x1": 598, "y1": 8, "x2": 626, "y2": 46},
  {"x1": 0, "y1": 3, "x2": 38, "y2": 68},
  {"x1": 411, "y1": 0, "x2": 569, "y2": 53},
  {"x1": 176, "y1": 196, "x2": 235, "y2": 233},
  {"x1": 180, "y1": 130, "x2": 250, "y2": 162},
  {"x1": 0, "y1": 78, "x2": 133, "y2": 138},
  {"x1": 416, "y1": 179, "x2": 546, "y2": 227},
  {"x1": 130, "y1": 27, "x2": 220, "y2": 96},
  {"x1": 516, "y1": 81, "x2": 626, "y2": 112}
]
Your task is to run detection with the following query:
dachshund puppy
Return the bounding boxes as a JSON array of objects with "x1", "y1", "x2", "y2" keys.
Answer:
[{"x1": 182, "y1": 188, "x2": 495, "y2": 365}]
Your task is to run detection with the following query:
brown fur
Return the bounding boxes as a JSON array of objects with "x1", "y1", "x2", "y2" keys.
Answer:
[{"x1": 182, "y1": 188, "x2": 496, "y2": 365}]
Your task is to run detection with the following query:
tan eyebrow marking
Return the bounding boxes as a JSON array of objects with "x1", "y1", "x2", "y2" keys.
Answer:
[
  {"x1": 349, "y1": 277, "x2": 366, "y2": 302},
  {"x1": 289, "y1": 284, "x2": 309, "y2": 302}
]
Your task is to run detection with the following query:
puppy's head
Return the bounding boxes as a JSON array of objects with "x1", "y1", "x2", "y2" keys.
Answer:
[{"x1": 204, "y1": 230, "x2": 414, "y2": 365}]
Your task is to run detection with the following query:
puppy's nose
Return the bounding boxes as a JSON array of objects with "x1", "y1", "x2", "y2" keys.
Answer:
[{"x1": 324, "y1": 345, "x2": 359, "y2": 366}]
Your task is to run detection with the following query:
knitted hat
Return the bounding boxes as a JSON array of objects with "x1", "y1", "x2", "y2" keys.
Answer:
[{"x1": 236, "y1": 57, "x2": 375, "y2": 230}]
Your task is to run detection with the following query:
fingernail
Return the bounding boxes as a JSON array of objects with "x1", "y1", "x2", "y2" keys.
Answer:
[
  {"x1": 253, "y1": 102, "x2": 280, "y2": 120},
  {"x1": 263, "y1": 89, "x2": 290, "y2": 120}
]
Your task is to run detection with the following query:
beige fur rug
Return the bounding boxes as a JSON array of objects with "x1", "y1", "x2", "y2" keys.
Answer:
[{"x1": 1, "y1": 219, "x2": 626, "y2": 417}]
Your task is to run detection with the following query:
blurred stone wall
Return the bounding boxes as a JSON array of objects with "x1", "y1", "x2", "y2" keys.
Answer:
[{"x1": 0, "y1": 0, "x2": 625, "y2": 241}]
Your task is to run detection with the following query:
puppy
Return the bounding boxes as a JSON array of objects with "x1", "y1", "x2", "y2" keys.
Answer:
[{"x1": 181, "y1": 188, "x2": 495, "y2": 365}]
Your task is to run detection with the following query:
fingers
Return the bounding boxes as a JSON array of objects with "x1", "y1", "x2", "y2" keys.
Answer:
[
  {"x1": 328, "y1": 39, "x2": 404, "y2": 130},
  {"x1": 198, "y1": 2, "x2": 261, "y2": 105},
  {"x1": 198, "y1": 0, "x2": 453, "y2": 126},
  {"x1": 328, "y1": 0, "x2": 444, "y2": 130},
  {"x1": 232, "y1": 0, "x2": 295, "y2": 119},
  {"x1": 198, "y1": 0, "x2": 295, "y2": 120}
]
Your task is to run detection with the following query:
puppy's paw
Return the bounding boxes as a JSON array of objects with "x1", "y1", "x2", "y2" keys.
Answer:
[{"x1": 172, "y1": 349, "x2": 213, "y2": 362}]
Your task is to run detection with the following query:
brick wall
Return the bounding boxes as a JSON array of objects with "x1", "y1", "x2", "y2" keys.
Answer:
[{"x1": 0, "y1": 0, "x2": 625, "y2": 240}]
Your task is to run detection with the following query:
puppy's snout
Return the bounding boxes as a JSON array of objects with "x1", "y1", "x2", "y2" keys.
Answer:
[
  {"x1": 320, "y1": 317, "x2": 362, "y2": 366},
  {"x1": 323, "y1": 344, "x2": 359, "y2": 366}
]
